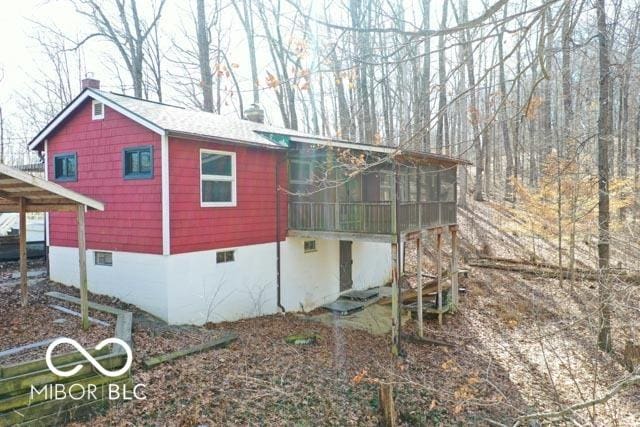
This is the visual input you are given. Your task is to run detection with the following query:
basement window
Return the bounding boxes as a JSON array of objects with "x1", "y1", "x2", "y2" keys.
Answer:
[
  {"x1": 216, "y1": 250, "x2": 235, "y2": 263},
  {"x1": 92, "y1": 100, "x2": 104, "y2": 120},
  {"x1": 123, "y1": 146, "x2": 153, "y2": 179},
  {"x1": 53, "y1": 153, "x2": 77, "y2": 181},
  {"x1": 201, "y1": 149, "x2": 236, "y2": 207},
  {"x1": 304, "y1": 240, "x2": 317, "y2": 253},
  {"x1": 94, "y1": 251, "x2": 113, "y2": 266}
]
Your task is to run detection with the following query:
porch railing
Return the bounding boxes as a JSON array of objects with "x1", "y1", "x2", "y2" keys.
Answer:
[{"x1": 288, "y1": 201, "x2": 456, "y2": 235}]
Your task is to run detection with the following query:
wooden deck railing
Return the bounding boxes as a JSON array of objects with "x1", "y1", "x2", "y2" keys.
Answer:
[{"x1": 288, "y1": 201, "x2": 457, "y2": 235}]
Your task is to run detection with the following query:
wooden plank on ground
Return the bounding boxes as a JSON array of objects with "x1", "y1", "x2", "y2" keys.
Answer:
[
  {"x1": 143, "y1": 333, "x2": 238, "y2": 369},
  {"x1": 45, "y1": 292, "x2": 128, "y2": 316},
  {"x1": 48, "y1": 305, "x2": 110, "y2": 327},
  {"x1": 0, "y1": 339, "x2": 57, "y2": 360}
]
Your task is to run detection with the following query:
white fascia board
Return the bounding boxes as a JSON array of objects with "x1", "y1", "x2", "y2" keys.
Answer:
[
  {"x1": 288, "y1": 135, "x2": 397, "y2": 155},
  {"x1": 28, "y1": 89, "x2": 165, "y2": 151}
]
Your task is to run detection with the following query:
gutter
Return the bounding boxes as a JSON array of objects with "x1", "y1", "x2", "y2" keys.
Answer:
[{"x1": 275, "y1": 155, "x2": 285, "y2": 313}]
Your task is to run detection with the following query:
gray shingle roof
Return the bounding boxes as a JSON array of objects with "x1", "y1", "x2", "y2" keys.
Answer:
[{"x1": 97, "y1": 90, "x2": 335, "y2": 149}]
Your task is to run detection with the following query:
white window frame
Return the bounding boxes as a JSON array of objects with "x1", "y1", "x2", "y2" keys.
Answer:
[
  {"x1": 92, "y1": 100, "x2": 105, "y2": 120},
  {"x1": 200, "y1": 149, "x2": 236, "y2": 207}
]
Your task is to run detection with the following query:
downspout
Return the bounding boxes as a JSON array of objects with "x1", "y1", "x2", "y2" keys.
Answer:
[{"x1": 276, "y1": 154, "x2": 285, "y2": 312}]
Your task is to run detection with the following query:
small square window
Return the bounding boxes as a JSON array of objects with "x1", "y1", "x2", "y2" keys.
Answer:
[
  {"x1": 304, "y1": 240, "x2": 317, "y2": 253},
  {"x1": 123, "y1": 146, "x2": 153, "y2": 179},
  {"x1": 94, "y1": 251, "x2": 113, "y2": 266},
  {"x1": 54, "y1": 153, "x2": 77, "y2": 181},
  {"x1": 92, "y1": 100, "x2": 104, "y2": 120},
  {"x1": 216, "y1": 250, "x2": 235, "y2": 263}
]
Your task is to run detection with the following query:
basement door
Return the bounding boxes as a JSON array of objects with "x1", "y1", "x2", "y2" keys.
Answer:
[{"x1": 339, "y1": 240, "x2": 353, "y2": 291}]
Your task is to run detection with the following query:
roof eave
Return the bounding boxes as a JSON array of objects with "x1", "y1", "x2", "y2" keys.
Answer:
[{"x1": 167, "y1": 130, "x2": 286, "y2": 150}]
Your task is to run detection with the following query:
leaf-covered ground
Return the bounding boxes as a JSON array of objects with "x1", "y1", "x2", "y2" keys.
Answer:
[{"x1": 1, "y1": 198, "x2": 639, "y2": 425}]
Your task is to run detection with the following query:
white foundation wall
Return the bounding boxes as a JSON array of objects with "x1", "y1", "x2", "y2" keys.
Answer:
[
  {"x1": 165, "y1": 243, "x2": 278, "y2": 325},
  {"x1": 352, "y1": 241, "x2": 392, "y2": 289},
  {"x1": 280, "y1": 237, "x2": 340, "y2": 312},
  {"x1": 48, "y1": 246, "x2": 170, "y2": 321},
  {"x1": 48, "y1": 237, "x2": 392, "y2": 325}
]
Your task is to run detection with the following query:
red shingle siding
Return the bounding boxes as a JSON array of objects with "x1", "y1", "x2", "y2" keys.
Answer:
[
  {"x1": 169, "y1": 136, "x2": 287, "y2": 254},
  {"x1": 47, "y1": 100, "x2": 163, "y2": 254}
]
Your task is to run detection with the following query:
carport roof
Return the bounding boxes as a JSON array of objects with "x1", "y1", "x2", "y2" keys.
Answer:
[{"x1": 0, "y1": 163, "x2": 104, "y2": 212}]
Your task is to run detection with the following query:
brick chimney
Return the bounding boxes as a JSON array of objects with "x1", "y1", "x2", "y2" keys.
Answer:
[
  {"x1": 244, "y1": 104, "x2": 265, "y2": 124},
  {"x1": 81, "y1": 78, "x2": 100, "y2": 90}
]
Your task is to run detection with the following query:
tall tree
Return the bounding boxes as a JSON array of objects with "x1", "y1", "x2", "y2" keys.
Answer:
[
  {"x1": 72, "y1": 0, "x2": 167, "y2": 98},
  {"x1": 196, "y1": 0, "x2": 214, "y2": 112},
  {"x1": 596, "y1": 0, "x2": 612, "y2": 352}
]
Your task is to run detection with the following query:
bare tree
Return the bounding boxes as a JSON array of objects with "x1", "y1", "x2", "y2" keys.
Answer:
[
  {"x1": 71, "y1": 0, "x2": 167, "y2": 98},
  {"x1": 596, "y1": 0, "x2": 612, "y2": 352}
]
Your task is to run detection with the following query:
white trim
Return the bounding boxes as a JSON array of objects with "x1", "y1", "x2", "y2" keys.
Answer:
[
  {"x1": 91, "y1": 100, "x2": 105, "y2": 120},
  {"x1": 28, "y1": 89, "x2": 164, "y2": 150},
  {"x1": 199, "y1": 149, "x2": 237, "y2": 208},
  {"x1": 44, "y1": 140, "x2": 50, "y2": 246},
  {"x1": 161, "y1": 133, "x2": 170, "y2": 256},
  {"x1": 288, "y1": 135, "x2": 397, "y2": 154}
]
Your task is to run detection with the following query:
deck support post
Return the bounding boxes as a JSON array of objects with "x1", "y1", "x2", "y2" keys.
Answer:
[
  {"x1": 416, "y1": 233, "x2": 423, "y2": 337},
  {"x1": 77, "y1": 204, "x2": 89, "y2": 330},
  {"x1": 450, "y1": 225, "x2": 459, "y2": 309},
  {"x1": 391, "y1": 240, "x2": 400, "y2": 356},
  {"x1": 19, "y1": 197, "x2": 27, "y2": 307},
  {"x1": 435, "y1": 227, "x2": 443, "y2": 326}
]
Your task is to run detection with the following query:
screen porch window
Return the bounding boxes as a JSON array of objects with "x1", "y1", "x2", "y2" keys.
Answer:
[
  {"x1": 54, "y1": 153, "x2": 77, "y2": 181},
  {"x1": 123, "y1": 146, "x2": 153, "y2": 179},
  {"x1": 290, "y1": 160, "x2": 311, "y2": 184},
  {"x1": 200, "y1": 149, "x2": 236, "y2": 207}
]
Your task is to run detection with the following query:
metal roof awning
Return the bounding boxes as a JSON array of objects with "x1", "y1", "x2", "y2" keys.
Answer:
[{"x1": 0, "y1": 163, "x2": 104, "y2": 213}]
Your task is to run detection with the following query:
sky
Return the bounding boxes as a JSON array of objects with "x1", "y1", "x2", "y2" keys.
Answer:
[{"x1": 0, "y1": 0, "x2": 482, "y2": 164}]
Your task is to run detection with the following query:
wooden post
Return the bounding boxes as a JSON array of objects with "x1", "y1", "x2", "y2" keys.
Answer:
[
  {"x1": 450, "y1": 225, "x2": 459, "y2": 309},
  {"x1": 390, "y1": 162, "x2": 401, "y2": 356},
  {"x1": 391, "y1": 241, "x2": 400, "y2": 356},
  {"x1": 77, "y1": 204, "x2": 89, "y2": 330},
  {"x1": 436, "y1": 228, "x2": 443, "y2": 326},
  {"x1": 417, "y1": 177, "x2": 423, "y2": 337},
  {"x1": 416, "y1": 234, "x2": 424, "y2": 338},
  {"x1": 19, "y1": 198, "x2": 27, "y2": 307},
  {"x1": 379, "y1": 383, "x2": 397, "y2": 427}
]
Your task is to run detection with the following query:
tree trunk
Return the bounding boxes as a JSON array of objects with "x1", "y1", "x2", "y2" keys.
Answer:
[
  {"x1": 196, "y1": 0, "x2": 213, "y2": 112},
  {"x1": 596, "y1": 0, "x2": 612, "y2": 353}
]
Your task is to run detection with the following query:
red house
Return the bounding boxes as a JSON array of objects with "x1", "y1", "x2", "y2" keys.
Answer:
[{"x1": 29, "y1": 82, "x2": 463, "y2": 324}]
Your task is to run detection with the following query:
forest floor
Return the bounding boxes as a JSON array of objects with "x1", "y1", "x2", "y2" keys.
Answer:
[{"x1": 1, "y1": 198, "x2": 639, "y2": 426}]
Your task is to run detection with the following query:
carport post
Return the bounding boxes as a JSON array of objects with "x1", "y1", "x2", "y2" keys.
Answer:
[
  {"x1": 77, "y1": 204, "x2": 89, "y2": 330},
  {"x1": 19, "y1": 197, "x2": 27, "y2": 307}
]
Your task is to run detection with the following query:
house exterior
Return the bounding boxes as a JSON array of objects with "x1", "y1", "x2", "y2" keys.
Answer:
[{"x1": 28, "y1": 84, "x2": 464, "y2": 325}]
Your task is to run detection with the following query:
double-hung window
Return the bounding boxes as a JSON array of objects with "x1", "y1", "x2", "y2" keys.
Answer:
[
  {"x1": 54, "y1": 153, "x2": 77, "y2": 181},
  {"x1": 123, "y1": 146, "x2": 153, "y2": 179},
  {"x1": 200, "y1": 149, "x2": 236, "y2": 207}
]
